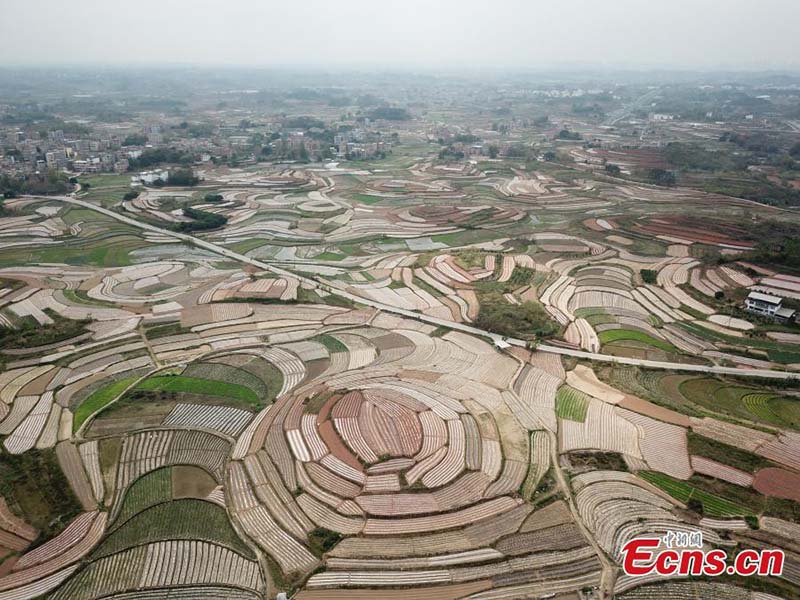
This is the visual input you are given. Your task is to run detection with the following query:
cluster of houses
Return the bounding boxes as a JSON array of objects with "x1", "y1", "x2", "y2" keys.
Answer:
[{"x1": 1, "y1": 129, "x2": 132, "y2": 175}]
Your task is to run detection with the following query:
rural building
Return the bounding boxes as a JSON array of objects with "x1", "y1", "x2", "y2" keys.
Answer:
[
  {"x1": 130, "y1": 169, "x2": 169, "y2": 185},
  {"x1": 744, "y1": 291, "x2": 796, "y2": 323}
]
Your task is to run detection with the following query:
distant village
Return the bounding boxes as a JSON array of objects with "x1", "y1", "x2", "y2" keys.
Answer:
[{"x1": 0, "y1": 113, "x2": 395, "y2": 181}]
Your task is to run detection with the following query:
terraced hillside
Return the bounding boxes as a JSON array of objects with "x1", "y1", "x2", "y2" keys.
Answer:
[{"x1": 1, "y1": 134, "x2": 800, "y2": 600}]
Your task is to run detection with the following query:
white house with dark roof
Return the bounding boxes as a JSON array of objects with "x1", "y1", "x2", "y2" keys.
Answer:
[{"x1": 744, "y1": 290, "x2": 796, "y2": 323}]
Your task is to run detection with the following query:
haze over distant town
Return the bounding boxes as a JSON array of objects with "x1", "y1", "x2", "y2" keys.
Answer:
[{"x1": 1, "y1": 0, "x2": 799, "y2": 69}]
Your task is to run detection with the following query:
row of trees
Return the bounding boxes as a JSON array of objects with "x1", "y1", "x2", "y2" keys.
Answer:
[
  {"x1": 1, "y1": 171, "x2": 72, "y2": 198},
  {"x1": 128, "y1": 147, "x2": 196, "y2": 169}
]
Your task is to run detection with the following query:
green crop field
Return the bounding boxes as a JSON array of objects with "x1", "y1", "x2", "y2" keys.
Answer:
[
  {"x1": 742, "y1": 393, "x2": 782, "y2": 424},
  {"x1": 183, "y1": 362, "x2": 269, "y2": 400},
  {"x1": 678, "y1": 378, "x2": 800, "y2": 429},
  {"x1": 314, "y1": 251, "x2": 346, "y2": 261},
  {"x1": 112, "y1": 467, "x2": 172, "y2": 528},
  {"x1": 742, "y1": 393, "x2": 800, "y2": 429},
  {"x1": 94, "y1": 498, "x2": 254, "y2": 559},
  {"x1": 315, "y1": 334, "x2": 347, "y2": 354},
  {"x1": 78, "y1": 174, "x2": 135, "y2": 207},
  {"x1": 0, "y1": 233, "x2": 145, "y2": 268},
  {"x1": 351, "y1": 193, "x2": 383, "y2": 205},
  {"x1": 135, "y1": 375, "x2": 260, "y2": 406},
  {"x1": 555, "y1": 385, "x2": 590, "y2": 422},
  {"x1": 639, "y1": 471, "x2": 751, "y2": 517},
  {"x1": 598, "y1": 329, "x2": 678, "y2": 353},
  {"x1": 677, "y1": 321, "x2": 800, "y2": 365},
  {"x1": 73, "y1": 376, "x2": 138, "y2": 432},
  {"x1": 687, "y1": 432, "x2": 773, "y2": 473}
]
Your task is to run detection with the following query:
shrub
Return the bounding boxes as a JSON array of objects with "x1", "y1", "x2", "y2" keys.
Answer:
[
  {"x1": 641, "y1": 269, "x2": 658, "y2": 284},
  {"x1": 476, "y1": 293, "x2": 558, "y2": 340}
]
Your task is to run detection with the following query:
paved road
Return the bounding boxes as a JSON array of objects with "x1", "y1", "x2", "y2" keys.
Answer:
[{"x1": 47, "y1": 194, "x2": 800, "y2": 381}]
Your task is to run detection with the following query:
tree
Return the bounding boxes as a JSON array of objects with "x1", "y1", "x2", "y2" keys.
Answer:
[
  {"x1": 556, "y1": 129, "x2": 581, "y2": 141},
  {"x1": 122, "y1": 134, "x2": 147, "y2": 146},
  {"x1": 128, "y1": 147, "x2": 195, "y2": 169},
  {"x1": 284, "y1": 116, "x2": 325, "y2": 129},
  {"x1": 171, "y1": 207, "x2": 227, "y2": 232},
  {"x1": 367, "y1": 107, "x2": 411, "y2": 121},
  {"x1": 605, "y1": 164, "x2": 621, "y2": 175},
  {"x1": 646, "y1": 168, "x2": 677, "y2": 187},
  {"x1": 686, "y1": 498, "x2": 704, "y2": 515},
  {"x1": 167, "y1": 168, "x2": 200, "y2": 187},
  {"x1": 438, "y1": 146, "x2": 464, "y2": 161},
  {"x1": 640, "y1": 270, "x2": 658, "y2": 284},
  {"x1": 1, "y1": 170, "x2": 70, "y2": 196},
  {"x1": 488, "y1": 145, "x2": 499, "y2": 159},
  {"x1": 122, "y1": 190, "x2": 140, "y2": 201}
]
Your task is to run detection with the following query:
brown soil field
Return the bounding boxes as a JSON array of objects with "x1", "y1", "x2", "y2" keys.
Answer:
[
  {"x1": 172, "y1": 465, "x2": 218, "y2": 498},
  {"x1": 295, "y1": 580, "x2": 493, "y2": 600},
  {"x1": 753, "y1": 467, "x2": 800, "y2": 502},
  {"x1": 632, "y1": 215, "x2": 755, "y2": 248},
  {"x1": 582, "y1": 218, "x2": 605, "y2": 232},
  {"x1": 618, "y1": 395, "x2": 692, "y2": 427}
]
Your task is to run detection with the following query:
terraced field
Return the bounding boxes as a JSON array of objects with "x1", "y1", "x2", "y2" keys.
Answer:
[
  {"x1": 2, "y1": 138, "x2": 800, "y2": 600},
  {"x1": 135, "y1": 375, "x2": 261, "y2": 407},
  {"x1": 555, "y1": 385, "x2": 590, "y2": 422},
  {"x1": 598, "y1": 329, "x2": 679, "y2": 354},
  {"x1": 639, "y1": 471, "x2": 752, "y2": 517},
  {"x1": 680, "y1": 378, "x2": 800, "y2": 429},
  {"x1": 72, "y1": 377, "x2": 138, "y2": 432}
]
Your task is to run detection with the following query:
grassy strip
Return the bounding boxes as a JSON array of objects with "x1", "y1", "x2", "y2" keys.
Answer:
[
  {"x1": 143, "y1": 321, "x2": 191, "y2": 340},
  {"x1": 62, "y1": 288, "x2": 117, "y2": 308},
  {"x1": 73, "y1": 376, "x2": 138, "y2": 433},
  {"x1": 314, "y1": 251, "x2": 347, "y2": 261},
  {"x1": 135, "y1": 375, "x2": 260, "y2": 406},
  {"x1": 411, "y1": 276, "x2": 444, "y2": 298},
  {"x1": 183, "y1": 362, "x2": 269, "y2": 399},
  {"x1": 315, "y1": 334, "x2": 347, "y2": 354},
  {"x1": 351, "y1": 193, "x2": 383, "y2": 205},
  {"x1": 598, "y1": 329, "x2": 679, "y2": 353},
  {"x1": 687, "y1": 431, "x2": 774, "y2": 474},
  {"x1": 639, "y1": 471, "x2": 751, "y2": 517}
]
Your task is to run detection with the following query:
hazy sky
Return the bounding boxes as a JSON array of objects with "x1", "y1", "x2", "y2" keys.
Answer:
[{"x1": 1, "y1": 0, "x2": 798, "y2": 69}]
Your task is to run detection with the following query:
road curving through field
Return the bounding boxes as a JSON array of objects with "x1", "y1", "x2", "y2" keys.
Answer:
[{"x1": 47, "y1": 194, "x2": 800, "y2": 382}]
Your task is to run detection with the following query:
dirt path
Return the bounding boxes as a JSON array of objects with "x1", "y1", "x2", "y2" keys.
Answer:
[{"x1": 547, "y1": 427, "x2": 618, "y2": 598}]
